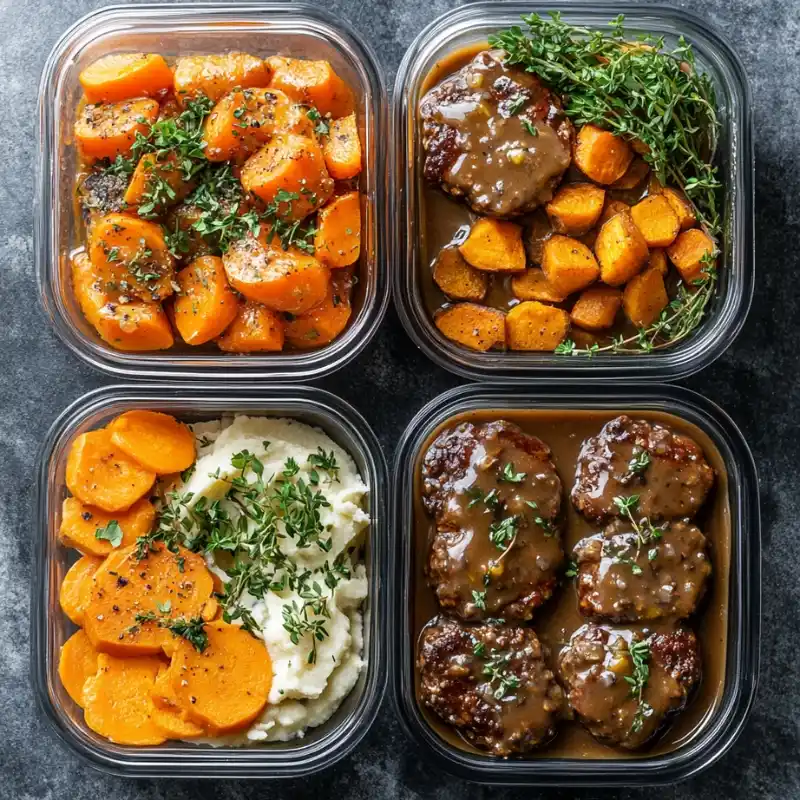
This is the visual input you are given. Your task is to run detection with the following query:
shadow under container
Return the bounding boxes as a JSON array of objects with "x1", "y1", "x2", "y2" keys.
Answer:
[
  {"x1": 392, "y1": 383, "x2": 760, "y2": 786},
  {"x1": 36, "y1": 4, "x2": 388, "y2": 380},
  {"x1": 31, "y1": 384, "x2": 388, "y2": 778},
  {"x1": 392, "y1": 2, "x2": 754, "y2": 380}
]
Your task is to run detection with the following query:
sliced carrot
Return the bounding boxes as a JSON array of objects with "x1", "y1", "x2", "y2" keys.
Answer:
[
  {"x1": 58, "y1": 630, "x2": 99, "y2": 708},
  {"x1": 83, "y1": 543, "x2": 214, "y2": 656},
  {"x1": 315, "y1": 191, "x2": 361, "y2": 267},
  {"x1": 87, "y1": 213, "x2": 175, "y2": 302},
  {"x1": 80, "y1": 53, "x2": 173, "y2": 104},
  {"x1": 284, "y1": 271, "x2": 353, "y2": 348},
  {"x1": 108, "y1": 410, "x2": 196, "y2": 475},
  {"x1": 59, "y1": 555, "x2": 103, "y2": 626},
  {"x1": 222, "y1": 230, "x2": 330, "y2": 314},
  {"x1": 173, "y1": 53, "x2": 269, "y2": 105},
  {"x1": 241, "y1": 133, "x2": 333, "y2": 220},
  {"x1": 123, "y1": 151, "x2": 190, "y2": 210},
  {"x1": 322, "y1": 113, "x2": 362, "y2": 179},
  {"x1": 66, "y1": 429, "x2": 156, "y2": 513},
  {"x1": 59, "y1": 496, "x2": 155, "y2": 557},
  {"x1": 216, "y1": 300, "x2": 285, "y2": 352},
  {"x1": 74, "y1": 98, "x2": 158, "y2": 162},
  {"x1": 83, "y1": 654, "x2": 166, "y2": 745},
  {"x1": 173, "y1": 256, "x2": 239, "y2": 345},
  {"x1": 170, "y1": 621, "x2": 272, "y2": 734},
  {"x1": 266, "y1": 56, "x2": 355, "y2": 118},
  {"x1": 150, "y1": 667, "x2": 205, "y2": 738}
]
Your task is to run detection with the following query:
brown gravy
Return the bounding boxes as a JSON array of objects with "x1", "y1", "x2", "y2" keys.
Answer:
[{"x1": 411, "y1": 408, "x2": 730, "y2": 759}]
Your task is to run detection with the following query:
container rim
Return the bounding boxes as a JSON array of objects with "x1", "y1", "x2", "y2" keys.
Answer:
[
  {"x1": 31, "y1": 383, "x2": 389, "y2": 778},
  {"x1": 390, "y1": 1, "x2": 754, "y2": 381},
  {"x1": 35, "y1": 3, "x2": 389, "y2": 381},
  {"x1": 390, "y1": 382, "x2": 760, "y2": 786}
]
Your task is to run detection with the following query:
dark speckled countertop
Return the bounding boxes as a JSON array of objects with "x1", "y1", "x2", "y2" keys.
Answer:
[{"x1": 2, "y1": 0, "x2": 797, "y2": 797}]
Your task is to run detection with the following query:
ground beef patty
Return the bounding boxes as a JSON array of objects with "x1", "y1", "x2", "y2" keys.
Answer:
[
  {"x1": 418, "y1": 616, "x2": 565, "y2": 755},
  {"x1": 419, "y1": 49, "x2": 573, "y2": 217},
  {"x1": 573, "y1": 519, "x2": 712, "y2": 622},
  {"x1": 571, "y1": 415, "x2": 715, "y2": 524},
  {"x1": 558, "y1": 623, "x2": 701, "y2": 749},
  {"x1": 421, "y1": 420, "x2": 564, "y2": 620}
]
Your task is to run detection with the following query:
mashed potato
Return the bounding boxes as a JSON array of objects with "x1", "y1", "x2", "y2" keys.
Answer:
[{"x1": 170, "y1": 415, "x2": 369, "y2": 743}]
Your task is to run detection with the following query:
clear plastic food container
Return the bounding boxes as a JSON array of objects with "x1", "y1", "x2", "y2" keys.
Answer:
[
  {"x1": 391, "y1": 383, "x2": 760, "y2": 786},
  {"x1": 392, "y1": 3, "x2": 754, "y2": 380},
  {"x1": 31, "y1": 384, "x2": 388, "y2": 777},
  {"x1": 35, "y1": 4, "x2": 387, "y2": 380}
]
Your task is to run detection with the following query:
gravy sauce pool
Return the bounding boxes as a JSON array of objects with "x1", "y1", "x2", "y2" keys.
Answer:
[{"x1": 411, "y1": 409, "x2": 730, "y2": 759}]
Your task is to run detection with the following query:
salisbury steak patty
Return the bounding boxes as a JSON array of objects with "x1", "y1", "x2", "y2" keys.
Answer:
[
  {"x1": 422, "y1": 420, "x2": 564, "y2": 620},
  {"x1": 420, "y1": 49, "x2": 573, "y2": 217},
  {"x1": 571, "y1": 416, "x2": 715, "y2": 523},
  {"x1": 558, "y1": 624, "x2": 701, "y2": 749},
  {"x1": 574, "y1": 519, "x2": 712, "y2": 622},
  {"x1": 418, "y1": 616, "x2": 565, "y2": 755}
]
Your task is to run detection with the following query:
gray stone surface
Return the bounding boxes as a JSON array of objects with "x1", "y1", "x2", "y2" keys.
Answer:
[{"x1": 0, "y1": 0, "x2": 797, "y2": 797}]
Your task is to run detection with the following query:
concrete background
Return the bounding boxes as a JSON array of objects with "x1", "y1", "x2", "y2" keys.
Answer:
[{"x1": 1, "y1": 0, "x2": 797, "y2": 797}]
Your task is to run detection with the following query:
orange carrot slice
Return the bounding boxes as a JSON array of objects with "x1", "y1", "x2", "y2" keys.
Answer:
[
  {"x1": 284, "y1": 271, "x2": 353, "y2": 348},
  {"x1": 59, "y1": 496, "x2": 155, "y2": 557},
  {"x1": 266, "y1": 57, "x2": 355, "y2": 118},
  {"x1": 315, "y1": 191, "x2": 361, "y2": 268},
  {"x1": 322, "y1": 113, "x2": 362, "y2": 179},
  {"x1": 108, "y1": 410, "x2": 195, "y2": 475},
  {"x1": 74, "y1": 98, "x2": 159, "y2": 162},
  {"x1": 216, "y1": 300, "x2": 285, "y2": 353},
  {"x1": 80, "y1": 53, "x2": 173, "y2": 104},
  {"x1": 58, "y1": 630, "x2": 99, "y2": 708},
  {"x1": 59, "y1": 554, "x2": 103, "y2": 626},
  {"x1": 173, "y1": 256, "x2": 239, "y2": 345}
]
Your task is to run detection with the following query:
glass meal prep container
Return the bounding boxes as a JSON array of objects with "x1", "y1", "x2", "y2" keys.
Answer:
[
  {"x1": 35, "y1": 4, "x2": 387, "y2": 380},
  {"x1": 391, "y1": 383, "x2": 760, "y2": 786},
  {"x1": 31, "y1": 384, "x2": 388, "y2": 778},
  {"x1": 391, "y1": 2, "x2": 754, "y2": 381}
]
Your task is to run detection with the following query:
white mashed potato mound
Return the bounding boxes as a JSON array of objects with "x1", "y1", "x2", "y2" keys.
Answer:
[{"x1": 177, "y1": 415, "x2": 369, "y2": 743}]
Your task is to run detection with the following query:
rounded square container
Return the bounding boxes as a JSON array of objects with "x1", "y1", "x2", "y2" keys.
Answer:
[
  {"x1": 392, "y1": 3, "x2": 754, "y2": 380},
  {"x1": 391, "y1": 383, "x2": 760, "y2": 786},
  {"x1": 35, "y1": 4, "x2": 387, "y2": 380},
  {"x1": 31, "y1": 384, "x2": 387, "y2": 777}
]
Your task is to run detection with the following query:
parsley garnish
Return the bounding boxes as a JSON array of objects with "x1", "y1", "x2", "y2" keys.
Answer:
[
  {"x1": 499, "y1": 463, "x2": 526, "y2": 483},
  {"x1": 472, "y1": 589, "x2": 487, "y2": 610},
  {"x1": 94, "y1": 520, "x2": 123, "y2": 548}
]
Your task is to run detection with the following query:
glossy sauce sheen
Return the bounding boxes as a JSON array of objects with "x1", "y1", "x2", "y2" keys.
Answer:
[{"x1": 412, "y1": 409, "x2": 730, "y2": 759}]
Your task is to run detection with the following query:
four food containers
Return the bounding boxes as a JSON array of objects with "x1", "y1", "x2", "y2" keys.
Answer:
[{"x1": 32, "y1": 0, "x2": 759, "y2": 786}]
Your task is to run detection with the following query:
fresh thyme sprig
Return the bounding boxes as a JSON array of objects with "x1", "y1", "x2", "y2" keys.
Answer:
[
  {"x1": 482, "y1": 649, "x2": 522, "y2": 700},
  {"x1": 612, "y1": 494, "x2": 664, "y2": 572},
  {"x1": 131, "y1": 611, "x2": 209, "y2": 653},
  {"x1": 625, "y1": 638, "x2": 653, "y2": 733}
]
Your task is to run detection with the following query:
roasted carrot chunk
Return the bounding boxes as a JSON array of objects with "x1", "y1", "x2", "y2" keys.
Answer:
[
  {"x1": 241, "y1": 133, "x2": 333, "y2": 220},
  {"x1": 87, "y1": 213, "x2": 175, "y2": 302},
  {"x1": 109, "y1": 410, "x2": 196, "y2": 475},
  {"x1": 322, "y1": 113, "x2": 362, "y2": 179},
  {"x1": 611, "y1": 157, "x2": 650, "y2": 190},
  {"x1": 83, "y1": 543, "x2": 214, "y2": 656},
  {"x1": 59, "y1": 555, "x2": 103, "y2": 626},
  {"x1": 173, "y1": 256, "x2": 239, "y2": 345},
  {"x1": 216, "y1": 300, "x2": 285, "y2": 353},
  {"x1": 266, "y1": 56, "x2": 355, "y2": 119},
  {"x1": 574, "y1": 124, "x2": 634, "y2": 185},
  {"x1": 570, "y1": 286, "x2": 623, "y2": 331},
  {"x1": 432, "y1": 248, "x2": 488, "y2": 302},
  {"x1": 666, "y1": 228, "x2": 717, "y2": 284},
  {"x1": 170, "y1": 621, "x2": 273, "y2": 734},
  {"x1": 623, "y1": 267, "x2": 670, "y2": 327},
  {"x1": 459, "y1": 218, "x2": 526, "y2": 272},
  {"x1": 598, "y1": 199, "x2": 631, "y2": 229},
  {"x1": 173, "y1": 53, "x2": 269, "y2": 105},
  {"x1": 661, "y1": 187, "x2": 697, "y2": 231},
  {"x1": 74, "y1": 98, "x2": 158, "y2": 162},
  {"x1": 222, "y1": 230, "x2": 330, "y2": 314},
  {"x1": 59, "y1": 496, "x2": 155, "y2": 557},
  {"x1": 541, "y1": 234, "x2": 600, "y2": 295},
  {"x1": 314, "y1": 191, "x2": 361, "y2": 267},
  {"x1": 284, "y1": 271, "x2": 353, "y2": 348},
  {"x1": 123, "y1": 151, "x2": 190, "y2": 210},
  {"x1": 545, "y1": 183, "x2": 606, "y2": 236},
  {"x1": 66, "y1": 429, "x2": 156, "y2": 513},
  {"x1": 83, "y1": 654, "x2": 166, "y2": 745},
  {"x1": 435, "y1": 303, "x2": 506, "y2": 351},
  {"x1": 648, "y1": 247, "x2": 669, "y2": 276},
  {"x1": 511, "y1": 269, "x2": 568, "y2": 303},
  {"x1": 80, "y1": 53, "x2": 173, "y2": 104},
  {"x1": 505, "y1": 301, "x2": 570, "y2": 351},
  {"x1": 595, "y1": 212, "x2": 650, "y2": 286},
  {"x1": 58, "y1": 630, "x2": 99, "y2": 708},
  {"x1": 630, "y1": 194, "x2": 681, "y2": 248}
]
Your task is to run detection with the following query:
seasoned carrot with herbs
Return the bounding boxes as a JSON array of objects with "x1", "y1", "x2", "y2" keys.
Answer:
[
  {"x1": 574, "y1": 124, "x2": 634, "y2": 185},
  {"x1": 59, "y1": 554, "x2": 103, "y2": 626},
  {"x1": 123, "y1": 151, "x2": 190, "y2": 211},
  {"x1": 241, "y1": 133, "x2": 333, "y2": 219},
  {"x1": 322, "y1": 113, "x2": 362, "y2": 179},
  {"x1": 266, "y1": 56, "x2": 355, "y2": 119},
  {"x1": 173, "y1": 53, "x2": 269, "y2": 105},
  {"x1": 314, "y1": 191, "x2": 361, "y2": 267},
  {"x1": 570, "y1": 286, "x2": 623, "y2": 331},
  {"x1": 59, "y1": 496, "x2": 155, "y2": 557},
  {"x1": 150, "y1": 668, "x2": 205, "y2": 738},
  {"x1": 79, "y1": 53, "x2": 173, "y2": 104},
  {"x1": 74, "y1": 98, "x2": 159, "y2": 162},
  {"x1": 109, "y1": 410, "x2": 196, "y2": 475},
  {"x1": 173, "y1": 256, "x2": 239, "y2": 345},
  {"x1": 284, "y1": 271, "x2": 353, "y2": 348},
  {"x1": 511, "y1": 269, "x2": 568, "y2": 303},
  {"x1": 216, "y1": 300, "x2": 285, "y2": 352},
  {"x1": 58, "y1": 630, "x2": 99, "y2": 708},
  {"x1": 66, "y1": 429, "x2": 156, "y2": 513}
]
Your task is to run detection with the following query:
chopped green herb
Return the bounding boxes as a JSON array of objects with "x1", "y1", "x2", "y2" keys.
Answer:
[{"x1": 94, "y1": 520, "x2": 123, "y2": 548}]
